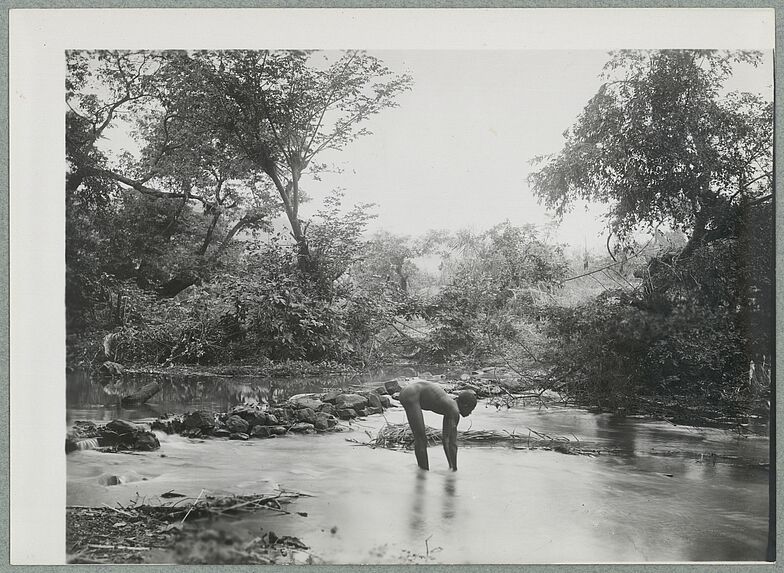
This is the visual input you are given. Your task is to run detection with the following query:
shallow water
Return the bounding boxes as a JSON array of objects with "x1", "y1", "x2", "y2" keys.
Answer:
[{"x1": 66, "y1": 370, "x2": 771, "y2": 563}]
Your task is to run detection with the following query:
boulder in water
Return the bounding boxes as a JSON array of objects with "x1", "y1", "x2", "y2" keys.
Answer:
[
  {"x1": 290, "y1": 422, "x2": 315, "y2": 433},
  {"x1": 363, "y1": 392, "x2": 382, "y2": 409},
  {"x1": 226, "y1": 415, "x2": 250, "y2": 434},
  {"x1": 290, "y1": 395, "x2": 324, "y2": 410},
  {"x1": 184, "y1": 410, "x2": 216, "y2": 430},
  {"x1": 384, "y1": 380, "x2": 402, "y2": 394},
  {"x1": 337, "y1": 408, "x2": 357, "y2": 420},
  {"x1": 251, "y1": 425, "x2": 273, "y2": 438},
  {"x1": 334, "y1": 394, "x2": 368, "y2": 410},
  {"x1": 297, "y1": 408, "x2": 317, "y2": 424},
  {"x1": 314, "y1": 412, "x2": 336, "y2": 431},
  {"x1": 229, "y1": 432, "x2": 250, "y2": 440},
  {"x1": 269, "y1": 425, "x2": 287, "y2": 435}
]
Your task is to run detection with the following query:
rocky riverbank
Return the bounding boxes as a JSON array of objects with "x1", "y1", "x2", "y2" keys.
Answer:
[{"x1": 67, "y1": 383, "x2": 402, "y2": 453}]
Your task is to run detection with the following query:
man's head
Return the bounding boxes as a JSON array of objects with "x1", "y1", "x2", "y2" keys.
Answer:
[{"x1": 455, "y1": 390, "x2": 477, "y2": 417}]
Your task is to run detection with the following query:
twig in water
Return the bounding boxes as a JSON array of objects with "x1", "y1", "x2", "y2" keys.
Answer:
[{"x1": 181, "y1": 488, "x2": 205, "y2": 524}]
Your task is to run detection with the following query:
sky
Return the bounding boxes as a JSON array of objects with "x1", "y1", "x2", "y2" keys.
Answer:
[
  {"x1": 101, "y1": 49, "x2": 773, "y2": 254},
  {"x1": 297, "y1": 50, "x2": 614, "y2": 251}
]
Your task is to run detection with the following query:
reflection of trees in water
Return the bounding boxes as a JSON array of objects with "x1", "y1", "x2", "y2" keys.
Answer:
[
  {"x1": 67, "y1": 365, "x2": 443, "y2": 417},
  {"x1": 595, "y1": 415, "x2": 638, "y2": 457}
]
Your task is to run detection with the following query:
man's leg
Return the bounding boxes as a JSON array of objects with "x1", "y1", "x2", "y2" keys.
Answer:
[{"x1": 403, "y1": 403, "x2": 429, "y2": 470}]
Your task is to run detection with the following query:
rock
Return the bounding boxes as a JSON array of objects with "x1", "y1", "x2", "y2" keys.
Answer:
[
  {"x1": 231, "y1": 405, "x2": 265, "y2": 423},
  {"x1": 384, "y1": 380, "x2": 403, "y2": 394},
  {"x1": 184, "y1": 410, "x2": 215, "y2": 430},
  {"x1": 151, "y1": 418, "x2": 181, "y2": 434},
  {"x1": 213, "y1": 428, "x2": 231, "y2": 438},
  {"x1": 354, "y1": 407, "x2": 368, "y2": 417},
  {"x1": 134, "y1": 432, "x2": 160, "y2": 451},
  {"x1": 392, "y1": 392, "x2": 401, "y2": 401},
  {"x1": 229, "y1": 432, "x2": 250, "y2": 440},
  {"x1": 337, "y1": 408, "x2": 357, "y2": 420},
  {"x1": 105, "y1": 419, "x2": 138, "y2": 435},
  {"x1": 244, "y1": 413, "x2": 268, "y2": 428},
  {"x1": 321, "y1": 391, "x2": 342, "y2": 404},
  {"x1": 265, "y1": 413, "x2": 279, "y2": 425},
  {"x1": 319, "y1": 403, "x2": 335, "y2": 415},
  {"x1": 335, "y1": 393, "x2": 368, "y2": 410},
  {"x1": 226, "y1": 415, "x2": 250, "y2": 434},
  {"x1": 290, "y1": 422, "x2": 315, "y2": 433},
  {"x1": 297, "y1": 408, "x2": 317, "y2": 424},
  {"x1": 366, "y1": 406, "x2": 383, "y2": 415},
  {"x1": 251, "y1": 425, "x2": 273, "y2": 438},
  {"x1": 98, "y1": 474, "x2": 124, "y2": 486},
  {"x1": 290, "y1": 395, "x2": 324, "y2": 410},
  {"x1": 364, "y1": 392, "x2": 382, "y2": 409},
  {"x1": 314, "y1": 412, "x2": 332, "y2": 431},
  {"x1": 182, "y1": 428, "x2": 202, "y2": 438},
  {"x1": 271, "y1": 408, "x2": 286, "y2": 421},
  {"x1": 379, "y1": 395, "x2": 392, "y2": 408},
  {"x1": 374, "y1": 386, "x2": 389, "y2": 395},
  {"x1": 269, "y1": 426, "x2": 287, "y2": 435}
]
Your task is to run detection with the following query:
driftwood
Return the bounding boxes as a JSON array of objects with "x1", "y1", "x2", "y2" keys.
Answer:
[
  {"x1": 121, "y1": 382, "x2": 161, "y2": 407},
  {"x1": 353, "y1": 422, "x2": 613, "y2": 456}
]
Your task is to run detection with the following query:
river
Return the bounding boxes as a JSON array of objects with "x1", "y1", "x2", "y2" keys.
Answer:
[{"x1": 66, "y1": 369, "x2": 771, "y2": 563}]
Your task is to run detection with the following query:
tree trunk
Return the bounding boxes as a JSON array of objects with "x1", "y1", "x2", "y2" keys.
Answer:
[{"x1": 198, "y1": 210, "x2": 222, "y2": 256}]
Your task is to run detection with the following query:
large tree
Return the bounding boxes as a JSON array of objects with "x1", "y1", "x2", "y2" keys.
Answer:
[
  {"x1": 529, "y1": 50, "x2": 772, "y2": 256},
  {"x1": 155, "y1": 50, "x2": 412, "y2": 271},
  {"x1": 66, "y1": 50, "x2": 411, "y2": 291}
]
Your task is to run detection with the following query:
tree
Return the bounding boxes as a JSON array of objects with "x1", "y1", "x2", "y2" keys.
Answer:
[
  {"x1": 358, "y1": 230, "x2": 447, "y2": 294},
  {"x1": 529, "y1": 50, "x2": 773, "y2": 414},
  {"x1": 160, "y1": 50, "x2": 412, "y2": 271},
  {"x1": 67, "y1": 50, "x2": 279, "y2": 300},
  {"x1": 529, "y1": 50, "x2": 772, "y2": 255},
  {"x1": 423, "y1": 223, "x2": 568, "y2": 363}
]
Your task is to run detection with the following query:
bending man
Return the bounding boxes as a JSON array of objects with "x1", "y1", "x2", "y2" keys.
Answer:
[{"x1": 399, "y1": 381, "x2": 477, "y2": 471}]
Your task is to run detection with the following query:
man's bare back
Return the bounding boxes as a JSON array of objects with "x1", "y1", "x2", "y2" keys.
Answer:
[{"x1": 399, "y1": 381, "x2": 477, "y2": 471}]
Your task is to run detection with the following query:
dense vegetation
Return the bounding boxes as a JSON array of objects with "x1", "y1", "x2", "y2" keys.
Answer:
[{"x1": 67, "y1": 49, "x2": 772, "y2": 420}]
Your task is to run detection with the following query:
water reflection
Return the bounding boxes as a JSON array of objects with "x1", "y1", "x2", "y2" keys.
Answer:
[
  {"x1": 442, "y1": 472, "x2": 456, "y2": 520},
  {"x1": 409, "y1": 470, "x2": 427, "y2": 536},
  {"x1": 66, "y1": 366, "x2": 443, "y2": 425}
]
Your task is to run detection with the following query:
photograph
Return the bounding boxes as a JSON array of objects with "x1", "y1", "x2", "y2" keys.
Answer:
[{"x1": 10, "y1": 8, "x2": 776, "y2": 566}]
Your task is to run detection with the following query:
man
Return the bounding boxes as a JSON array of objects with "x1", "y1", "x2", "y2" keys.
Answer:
[{"x1": 399, "y1": 381, "x2": 477, "y2": 471}]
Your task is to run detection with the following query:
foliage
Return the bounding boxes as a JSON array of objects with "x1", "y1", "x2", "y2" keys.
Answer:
[
  {"x1": 421, "y1": 223, "x2": 568, "y2": 364},
  {"x1": 530, "y1": 50, "x2": 772, "y2": 253},
  {"x1": 66, "y1": 49, "x2": 412, "y2": 364},
  {"x1": 528, "y1": 50, "x2": 773, "y2": 416}
]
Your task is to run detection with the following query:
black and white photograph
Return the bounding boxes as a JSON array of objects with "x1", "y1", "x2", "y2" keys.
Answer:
[{"x1": 9, "y1": 8, "x2": 776, "y2": 565}]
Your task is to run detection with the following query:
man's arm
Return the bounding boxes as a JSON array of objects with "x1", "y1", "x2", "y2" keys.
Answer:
[{"x1": 442, "y1": 415, "x2": 459, "y2": 471}]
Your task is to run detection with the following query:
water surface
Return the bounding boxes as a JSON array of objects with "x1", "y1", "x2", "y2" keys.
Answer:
[{"x1": 66, "y1": 370, "x2": 770, "y2": 563}]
